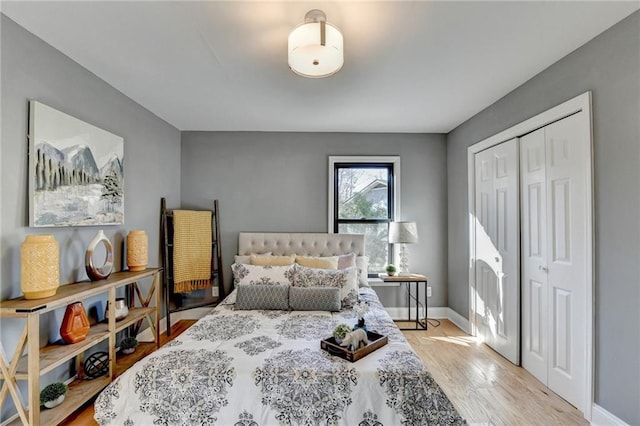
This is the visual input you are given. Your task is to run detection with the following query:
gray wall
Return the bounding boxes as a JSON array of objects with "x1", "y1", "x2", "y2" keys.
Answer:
[
  {"x1": 180, "y1": 131, "x2": 448, "y2": 308},
  {"x1": 0, "y1": 14, "x2": 181, "y2": 421},
  {"x1": 447, "y1": 11, "x2": 639, "y2": 424}
]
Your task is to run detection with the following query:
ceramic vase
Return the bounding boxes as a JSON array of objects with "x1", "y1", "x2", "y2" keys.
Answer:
[
  {"x1": 85, "y1": 230, "x2": 114, "y2": 281},
  {"x1": 126, "y1": 230, "x2": 148, "y2": 272},
  {"x1": 21, "y1": 235, "x2": 59, "y2": 299},
  {"x1": 60, "y1": 302, "x2": 90, "y2": 344},
  {"x1": 105, "y1": 297, "x2": 129, "y2": 321}
]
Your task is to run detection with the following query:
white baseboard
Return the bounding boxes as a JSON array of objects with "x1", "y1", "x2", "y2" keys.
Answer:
[
  {"x1": 591, "y1": 404, "x2": 630, "y2": 426},
  {"x1": 385, "y1": 306, "x2": 448, "y2": 320},
  {"x1": 385, "y1": 306, "x2": 471, "y2": 334},
  {"x1": 447, "y1": 307, "x2": 471, "y2": 334},
  {"x1": 385, "y1": 306, "x2": 430, "y2": 321}
]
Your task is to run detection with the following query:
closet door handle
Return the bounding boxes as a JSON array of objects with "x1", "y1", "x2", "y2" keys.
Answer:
[{"x1": 538, "y1": 265, "x2": 549, "y2": 273}]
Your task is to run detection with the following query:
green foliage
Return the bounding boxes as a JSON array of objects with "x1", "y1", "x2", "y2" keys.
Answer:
[
  {"x1": 120, "y1": 337, "x2": 138, "y2": 349},
  {"x1": 333, "y1": 323, "x2": 352, "y2": 340},
  {"x1": 340, "y1": 192, "x2": 386, "y2": 219},
  {"x1": 40, "y1": 382, "x2": 67, "y2": 405},
  {"x1": 336, "y1": 167, "x2": 391, "y2": 272},
  {"x1": 385, "y1": 264, "x2": 397, "y2": 273}
]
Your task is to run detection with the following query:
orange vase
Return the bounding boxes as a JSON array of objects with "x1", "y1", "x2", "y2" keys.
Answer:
[{"x1": 60, "y1": 302, "x2": 90, "y2": 344}]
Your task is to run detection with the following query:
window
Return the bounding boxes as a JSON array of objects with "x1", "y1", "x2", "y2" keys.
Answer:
[{"x1": 328, "y1": 156, "x2": 400, "y2": 274}]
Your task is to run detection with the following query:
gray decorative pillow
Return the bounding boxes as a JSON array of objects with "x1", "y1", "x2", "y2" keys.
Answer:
[
  {"x1": 289, "y1": 286, "x2": 341, "y2": 312},
  {"x1": 235, "y1": 284, "x2": 290, "y2": 310}
]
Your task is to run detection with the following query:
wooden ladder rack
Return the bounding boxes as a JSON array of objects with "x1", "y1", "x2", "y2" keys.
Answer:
[{"x1": 160, "y1": 198, "x2": 224, "y2": 336}]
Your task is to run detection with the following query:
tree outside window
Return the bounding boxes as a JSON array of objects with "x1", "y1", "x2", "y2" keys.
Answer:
[{"x1": 333, "y1": 164, "x2": 395, "y2": 273}]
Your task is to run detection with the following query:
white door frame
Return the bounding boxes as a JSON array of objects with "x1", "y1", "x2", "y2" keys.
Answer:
[{"x1": 467, "y1": 91, "x2": 594, "y2": 419}]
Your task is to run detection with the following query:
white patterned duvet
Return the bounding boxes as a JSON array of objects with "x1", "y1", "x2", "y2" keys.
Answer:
[{"x1": 94, "y1": 288, "x2": 465, "y2": 425}]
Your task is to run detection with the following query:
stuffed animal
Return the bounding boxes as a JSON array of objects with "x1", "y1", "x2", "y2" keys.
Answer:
[{"x1": 339, "y1": 328, "x2": 368, "y2": 351}]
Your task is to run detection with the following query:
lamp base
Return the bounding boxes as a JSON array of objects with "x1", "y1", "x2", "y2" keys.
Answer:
[{"x1": 398, "y1": 243, "x2": 411, "y2": 276}]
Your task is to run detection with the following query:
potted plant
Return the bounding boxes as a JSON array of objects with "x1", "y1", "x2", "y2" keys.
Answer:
[
  {"x1": 120, "y1": 336, "x2": 138, "y2": 355},
  {"x1": 40, "y1": 382, "x2": 67, "y2": 409},
  {"x1": 385, "y1": 264, "x2": 397, "y2": 277},
  {"x1": 332, "y1": 323, "x2": 352, "y2": 345}
]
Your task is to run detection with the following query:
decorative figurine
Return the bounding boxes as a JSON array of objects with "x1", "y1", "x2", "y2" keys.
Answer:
[{"x1": 340, "y1": 328, "x2": 368, "y2": 352}]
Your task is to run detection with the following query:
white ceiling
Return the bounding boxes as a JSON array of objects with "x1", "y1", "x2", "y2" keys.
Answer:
[{"x1": 2, "y1": 1, "x2": 638, "y2": 133}]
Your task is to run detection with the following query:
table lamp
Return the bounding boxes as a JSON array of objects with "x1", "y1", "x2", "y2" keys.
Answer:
[{"x1": 389, "y1": 221, "x2": 419, "y2": 276}]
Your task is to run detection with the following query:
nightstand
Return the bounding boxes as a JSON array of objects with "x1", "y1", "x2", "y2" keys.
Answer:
[{"x1": 380, "y1": 273, "x2": 428, "y2": 330}]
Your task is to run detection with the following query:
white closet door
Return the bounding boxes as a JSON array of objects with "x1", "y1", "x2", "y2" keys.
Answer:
[
  {"x1": 521, "y1": 127, "x2": 548, "y2": 383},
  {"x1": 474, "y1": 138, "x2": 520, "y2": 364},
  {"x1": 545, "y1": 113, "x2": 587, "y2": 409},
  {"x1": 521, "y1": 112, "x2": 587, "y2": 410}
]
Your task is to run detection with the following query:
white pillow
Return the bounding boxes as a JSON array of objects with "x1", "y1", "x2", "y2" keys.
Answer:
[
  {"x1": 293, "y1": 264, "x2": 358, "y2": 308},
  {"x1": 355, "y1": 256, "x2": 370, "y2": 287},
  {"x1": 231, "y1": 263, "x2": 294, "y2": 287}
]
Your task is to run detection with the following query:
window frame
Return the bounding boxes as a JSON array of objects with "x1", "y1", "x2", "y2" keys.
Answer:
[{"x1": 328, "y1": 156, "x2": 401, "y2": 273}]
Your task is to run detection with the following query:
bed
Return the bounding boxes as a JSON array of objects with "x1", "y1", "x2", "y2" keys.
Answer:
[{"x1": 94, "y1": 233, "x2": 465, "y2": 425}]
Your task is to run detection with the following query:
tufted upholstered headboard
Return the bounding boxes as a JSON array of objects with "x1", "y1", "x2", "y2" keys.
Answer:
[{"x1": 238, "y1": 233, "x2": 365, "y2": 257}]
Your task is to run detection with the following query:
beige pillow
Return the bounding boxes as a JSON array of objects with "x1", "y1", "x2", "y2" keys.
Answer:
[
  {"x1": 295, "y1": 255, "x2": 339, "y2": 269},
  {"x1": 250, "y1": 254, "x2": 296, "y2": 266},
  {"x1": 234, "y1": 252, "x2": 271, "y2": 264}
]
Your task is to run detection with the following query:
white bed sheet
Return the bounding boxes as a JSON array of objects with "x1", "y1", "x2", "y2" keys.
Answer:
[{"x1": 94, "y1": 288, "x2": 465, "y2": 425}]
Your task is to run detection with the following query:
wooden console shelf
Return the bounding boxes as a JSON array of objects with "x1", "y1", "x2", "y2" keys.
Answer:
[{"x1": 0, "y1": 268, "x2": 162, "y2": 426}]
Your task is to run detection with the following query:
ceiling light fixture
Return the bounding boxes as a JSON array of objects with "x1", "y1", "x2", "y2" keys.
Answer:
[{"x1": 288, "y1": 9, "x2": 343, "y2": 78}]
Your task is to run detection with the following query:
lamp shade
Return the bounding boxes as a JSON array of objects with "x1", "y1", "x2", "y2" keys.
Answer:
[
  {"x1": 389, "y1": 222, "x2": 419, "y2": 244},
  {"x1": 288, "y1": 9, "x2": 343, "y2": 78}
]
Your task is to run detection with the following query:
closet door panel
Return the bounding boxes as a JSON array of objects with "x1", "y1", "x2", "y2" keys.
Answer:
[
  {"x1": 474, "y1": 138, "x2": 519, "y2": 365},
  {"x1": 545, "y1": 113, "x2": 586, "y2": 410},
  {"x1": 475, "y1": 149, "x2": 495, "y2": 331},
  {"x1": 521, "y1": 127, "x2": 548, "y2": 384}
]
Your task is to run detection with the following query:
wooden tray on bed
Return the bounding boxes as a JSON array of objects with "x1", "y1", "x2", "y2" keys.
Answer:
[{"x1": 321, "y1": 331, "x2": 388, "y2": 362}]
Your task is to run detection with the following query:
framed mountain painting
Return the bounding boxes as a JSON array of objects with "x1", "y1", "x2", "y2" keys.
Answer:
[{"x1": 28, "y1": 101, "x2": 124, "y2": 227}]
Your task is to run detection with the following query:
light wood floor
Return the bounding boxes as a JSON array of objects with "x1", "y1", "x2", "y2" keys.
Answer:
[
  {"x1": 69, "y1": 319, "x2": 586, "y2": 425},
  {"x1": 401, "y1": 319, "x2": 587, "y2": 425}
]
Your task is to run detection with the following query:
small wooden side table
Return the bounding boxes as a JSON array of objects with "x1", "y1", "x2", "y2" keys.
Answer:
[{"x1": 381, "y1": 273, "x2": 428, "y2": 330}]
